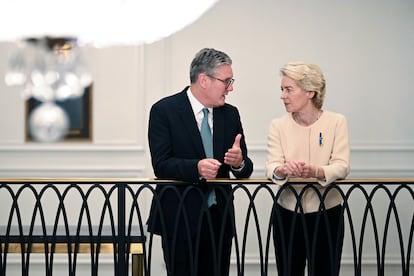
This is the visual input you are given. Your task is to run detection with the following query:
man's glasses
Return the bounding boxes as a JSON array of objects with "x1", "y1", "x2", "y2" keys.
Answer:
[{"x1": 206, "y1": 74, "x2": 235, "y2": 89}]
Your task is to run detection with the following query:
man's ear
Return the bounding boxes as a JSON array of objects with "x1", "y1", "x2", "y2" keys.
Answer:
[{"x1": 199, "y1": 73, "x2": 209, "y2": 89}]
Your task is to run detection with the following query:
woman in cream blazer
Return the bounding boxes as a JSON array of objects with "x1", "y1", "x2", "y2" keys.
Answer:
[{"x1": 266, "y1": 62, "x2": 350, "y2": 276}]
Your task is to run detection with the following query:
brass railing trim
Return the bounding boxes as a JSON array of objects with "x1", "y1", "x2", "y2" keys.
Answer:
[
  {"x1": 2, "y1": 243, "x2": 143, "y2": 254},
  {"x1": 0, "y1": 177, "x2": 413, "y2": 184}
]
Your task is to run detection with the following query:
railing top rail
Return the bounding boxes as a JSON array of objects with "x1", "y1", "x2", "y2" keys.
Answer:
[{"x1": 0, "y1": 177, "x2": 413, "y2": 184}]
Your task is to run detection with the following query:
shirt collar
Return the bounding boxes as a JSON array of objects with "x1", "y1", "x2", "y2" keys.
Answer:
[{"x1": 187, "y1": 87, "x2": 212, "y2": 116}]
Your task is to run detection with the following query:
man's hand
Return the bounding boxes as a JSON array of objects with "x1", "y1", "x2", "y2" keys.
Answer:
[
  {"x1": 198, "y1": 159, "x2": 222, "y2": 180},
  {"x1": 224, "y1": 134, "x2": 243, "y2": 168}
]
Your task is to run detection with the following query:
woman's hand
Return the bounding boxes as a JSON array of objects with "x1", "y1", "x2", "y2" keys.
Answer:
[
  {"x1": 277, "y1": 162, "x2": 320, "y2": 178},
  {"x1": 277, "y1": 161, "x2": 305, "y2": 178}
]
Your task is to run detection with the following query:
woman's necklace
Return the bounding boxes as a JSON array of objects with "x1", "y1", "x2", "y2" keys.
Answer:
[{"x1": 292, "y1": 110, "x2": 322, "y2": 126}]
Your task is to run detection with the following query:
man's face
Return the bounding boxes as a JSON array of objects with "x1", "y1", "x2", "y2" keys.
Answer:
[{"x1": 204, "y1": 64, "x2": 234, "y2": 107}]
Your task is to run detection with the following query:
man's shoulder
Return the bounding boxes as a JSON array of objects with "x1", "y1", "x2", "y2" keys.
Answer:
[
  {"x1": 152, "y1": 87, "x2": 189, "y2": 108},
  {"x1": 215, "y1": 102, "x2": 238, "y2": 114}
]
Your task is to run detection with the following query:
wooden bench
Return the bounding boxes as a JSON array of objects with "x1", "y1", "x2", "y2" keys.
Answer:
[{"x1": 1, "y1": 227, "x2": 145, "y2": 276}]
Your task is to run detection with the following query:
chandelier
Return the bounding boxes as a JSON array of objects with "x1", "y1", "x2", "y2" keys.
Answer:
[{"x1": 1, "y1": 0, "x2": 218, "y2": 142}]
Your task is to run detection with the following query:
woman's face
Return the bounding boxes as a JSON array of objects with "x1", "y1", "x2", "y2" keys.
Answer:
[{"x1": 280, "y1": 76, "x2": 313, "y2": 113}]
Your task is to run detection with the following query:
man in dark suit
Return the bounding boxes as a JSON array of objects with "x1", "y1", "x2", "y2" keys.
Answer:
[{"x1": 147, "y1": 48, "x2": 253, "y2": 276}]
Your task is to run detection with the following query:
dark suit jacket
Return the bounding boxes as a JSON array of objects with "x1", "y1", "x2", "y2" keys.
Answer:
[{"x1": 147, "y1": 86, "x2": 253, "y2": 240}]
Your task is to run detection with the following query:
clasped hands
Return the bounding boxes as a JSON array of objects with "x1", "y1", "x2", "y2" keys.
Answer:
[
  {"x1": 198, "y1": 134, "x2": 243, "y2": 180},
  {"x1": 276, "y1": 161, "x2": 318, "y2": 179}
]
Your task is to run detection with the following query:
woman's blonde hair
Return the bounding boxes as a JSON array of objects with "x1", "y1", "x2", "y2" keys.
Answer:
[{"x1": 280, "y1": 62, "x2": 326, "y2": 109}]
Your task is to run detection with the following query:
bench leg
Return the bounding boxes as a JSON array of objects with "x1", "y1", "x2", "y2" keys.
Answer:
[{"x1": 132, "y1": 253, "x2": 143, "y2": 276}]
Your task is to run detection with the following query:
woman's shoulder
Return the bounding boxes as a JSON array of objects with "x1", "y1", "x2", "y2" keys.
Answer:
[{"x1": 320, "y1": 111, "x2": 348, "y2": 129}]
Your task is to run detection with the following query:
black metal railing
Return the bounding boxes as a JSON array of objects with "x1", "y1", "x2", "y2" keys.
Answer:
[{"x1": 0, "y1": 178, "x2": 413, "y2": 276}]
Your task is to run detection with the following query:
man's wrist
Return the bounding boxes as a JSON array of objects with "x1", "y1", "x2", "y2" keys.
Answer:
[{"x1": 231, "y1": 159, "x2": 245, "y2": 172}]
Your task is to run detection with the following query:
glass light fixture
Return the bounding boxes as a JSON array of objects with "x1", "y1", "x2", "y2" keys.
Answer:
[
  {"x1": 1, "y1": 0, "x2": 218, "y2": 142},
  {"x1": 0, "y1": 0, "x2": 218, "y2": 46},
  {"x1": 5, "y1": 37, "x2": 93, "y2": 142}
]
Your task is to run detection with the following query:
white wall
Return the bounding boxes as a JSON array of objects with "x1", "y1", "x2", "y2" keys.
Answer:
[
  {"x1": 1, "y1": 0, "x2": 413, "y2": 179},
  {"x1": 0, "y1": 0, "x2": 413, "y2": 275}
]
